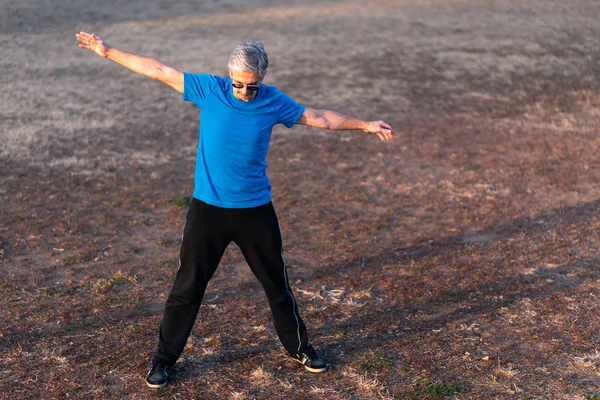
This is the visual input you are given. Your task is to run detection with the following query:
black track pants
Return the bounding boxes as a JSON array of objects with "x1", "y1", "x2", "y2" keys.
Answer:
[{"x1": 155, "y1": 199, "x2": 308, "y2": 365}]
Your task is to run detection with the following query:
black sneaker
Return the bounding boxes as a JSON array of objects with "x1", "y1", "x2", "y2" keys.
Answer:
[
  {"x1": 146, "y1": 359, "x2": 169, "y2": 388},
  {"x1": 292, "y1": 345, "x2": 328, "y2": 373}
]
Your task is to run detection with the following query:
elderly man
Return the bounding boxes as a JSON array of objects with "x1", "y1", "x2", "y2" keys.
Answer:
[{"x1": 76, "y1": 31, "x2": 394, "y2": 389}]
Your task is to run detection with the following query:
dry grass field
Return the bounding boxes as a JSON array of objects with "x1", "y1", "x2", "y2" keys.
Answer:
[{"x1": 2, "y1": 0, "x2": 600, "y2": 398}]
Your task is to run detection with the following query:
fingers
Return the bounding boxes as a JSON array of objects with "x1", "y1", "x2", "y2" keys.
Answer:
[
  {"x1": 75, "y1": 32, "x2": 90, "y2": 41},
  {"x1": 378, "y1": 122, "x2": 394, "y2": 140},
  {"x1": 381, "y1": 122, "x2": 394, "y2": 133},
  {"x1": 378, "y1": 131, "x2": 392, "y2": 140},
  {"x1": 75, "y1": 32, "x2": 91, "y2": 48},
  {"x1": 75, "y1": 31, "x2": 100, "y2": 45},
  {"x1": 366, "y1": 121, "x2": 394, "y2": 140},
  {"x1": 76, "y1": 32, "x2": 105, "y2": 56}
]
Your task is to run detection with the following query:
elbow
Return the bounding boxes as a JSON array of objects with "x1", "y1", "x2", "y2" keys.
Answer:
[
  {"x1": 148, "y1": 66, "x2": 161, "y2": 80},
  {"x1": 150, "y1": 63, "x2": 170, "y2": 81},
  {"x1": 313, "y1": 113, "x2": 331, "y2": 130},
  {"x1": 318, "y1": 118, "x2": 331, "y2": 130}
]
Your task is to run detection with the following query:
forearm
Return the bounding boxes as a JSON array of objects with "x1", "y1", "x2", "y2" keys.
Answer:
[
  {"x1": 105, "y1": 47, "x2": 167, "y2": 80},
  {"x1": 318, "y1": 110, "x2": 369, "y2": 131}
]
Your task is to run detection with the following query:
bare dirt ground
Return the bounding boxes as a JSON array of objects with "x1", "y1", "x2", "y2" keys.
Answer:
[{"x1": 1, "y1": 0, "x2": 600, "y2": 398}]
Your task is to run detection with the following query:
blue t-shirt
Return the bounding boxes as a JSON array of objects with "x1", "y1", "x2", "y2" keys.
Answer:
[{"x1": 183, "y1": 73, "x2": 305, "y2": 208}]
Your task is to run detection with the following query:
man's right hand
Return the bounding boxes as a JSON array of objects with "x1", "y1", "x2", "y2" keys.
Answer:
[{"x1": 76, "y1": 32, "x2": 110, "y2": 58}]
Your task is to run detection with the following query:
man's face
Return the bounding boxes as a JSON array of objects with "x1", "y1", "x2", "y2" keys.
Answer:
[{"x1": 229, "y1": 69, "x2": 262, "y2": 102}]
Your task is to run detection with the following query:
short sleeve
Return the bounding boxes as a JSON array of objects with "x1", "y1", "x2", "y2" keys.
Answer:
[
  {"x1": 276, "y1": 90, "x2": 306, "y2": 128},
  {"x1": 183, "y1": 73, "x2": 218, "y2": 106}
]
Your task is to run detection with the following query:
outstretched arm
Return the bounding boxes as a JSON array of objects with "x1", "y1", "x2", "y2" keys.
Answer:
[
  {"x1": 75, "y1": 32, "x2": 184, "y2": 93},
  {"x1": 296, "y1": 108, "x2": 394, "y2": 141}
]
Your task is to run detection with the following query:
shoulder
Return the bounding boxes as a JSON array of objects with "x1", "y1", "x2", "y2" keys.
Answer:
[
  {"x1": 185, "y1": 73, "x2": 225, "y2": 86},
  {"x1": 263, "y1": 84, "x2": 283, "y2": 96},
  {"x1": 184, "y1": 73, "x2": 230, "y2": 103},
  {"x1": 183, "y1": 74, "x2": 230, "y2": 100},
  {"x1": 262, "y1": 84, "x2": 296, "y2": 103}
]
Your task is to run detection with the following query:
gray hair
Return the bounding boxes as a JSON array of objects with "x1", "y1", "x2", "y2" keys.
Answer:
[{"x1": 228, "y1": 40, "x2": 268, "y2": 79}]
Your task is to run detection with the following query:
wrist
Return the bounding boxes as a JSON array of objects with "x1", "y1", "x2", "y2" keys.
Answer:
[{"x1": 102, "y1": 46, "x2": 112, "y2": 59}]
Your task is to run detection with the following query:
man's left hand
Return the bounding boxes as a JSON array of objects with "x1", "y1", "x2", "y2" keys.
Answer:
[{"x1": 363, "y1": 121, "x2": 395, "y2": 141}]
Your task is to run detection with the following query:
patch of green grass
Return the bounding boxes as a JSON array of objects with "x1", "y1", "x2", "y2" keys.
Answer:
[
  {"x1": 158, "y1": 237, "x2": 176, "y2": 247},
  {"x1": 534, "y1": 167, "x2": 554, "y2": 176},
  {"x1": 415, "y1": 379, "x2": 462, "y2": 399},
  {"x1": 30, "y1": 222, "x2": 44, "y2": 234},
  {"x1": 120, "y1": 322, "x2": 140, "y2": 334},
  {"x1": 161, "y1": 260, "x2": 176, "y2": 268},
  {"x1": 63, "y1": 252, "x2": 93, "y2": 266},
  {"x1": 355, "y1": 351, "x2": 394, "y2": 373},
  {"x1": 37, "y1": 286, "x2": 73, "y2": 298},
  {"x1": 166, "y1": 196, "x2": 191, "y2": 207},
  {"x1": 464, "y1": 164, "x2": 482, "y2": 171},
  {"x1": 576, "y1": 269, "x2": 599, "y2": 280},
  {"x1": 95, "y1": 270, "x2": 137, "y2": 292}
]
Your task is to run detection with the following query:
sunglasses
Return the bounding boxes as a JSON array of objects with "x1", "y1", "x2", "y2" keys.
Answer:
[{"x1": 232, "y1": 82, "x2": 260, "y2": 93}]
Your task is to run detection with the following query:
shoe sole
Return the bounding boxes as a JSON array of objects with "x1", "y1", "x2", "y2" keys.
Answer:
[
  {"x1": 293, "y1": 358, "x2": 329, "y2": 373},
  {"x1": 146, "y1": 380, "x2": 167, "y2": 389}
]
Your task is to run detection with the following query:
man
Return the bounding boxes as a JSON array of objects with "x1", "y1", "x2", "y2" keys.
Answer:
[{"x1": 76, "y1": 31, "x2": 394, "y2": 389}]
